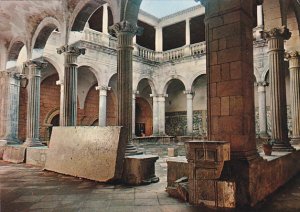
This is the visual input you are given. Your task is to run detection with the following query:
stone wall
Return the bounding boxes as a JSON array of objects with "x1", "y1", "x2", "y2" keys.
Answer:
[{"x1": 165, "y1": 110, "x2": 207, "y2": 136}]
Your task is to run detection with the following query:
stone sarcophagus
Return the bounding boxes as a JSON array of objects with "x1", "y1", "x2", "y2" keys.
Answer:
[{"x1": 185, "y1": 141, "x2": 235, "y2": 208}]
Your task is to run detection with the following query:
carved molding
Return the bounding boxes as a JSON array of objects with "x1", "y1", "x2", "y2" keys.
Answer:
[
  {"x1": 256, "y1": 81, "x2": 269, "y2": 87},
  {"x1": 24, "y1": 60, "x2": 48, "y2": 69},
  {"x1": 285, "y1": 51, "x2": 300, "y2": 60},
  {"x1": 262, "y1": 26, "x2": 291, "y2": 40}
]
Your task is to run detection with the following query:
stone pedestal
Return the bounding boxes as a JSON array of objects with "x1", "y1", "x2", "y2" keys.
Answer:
[
  {"x1": 286, "y1": 51, "x2": 300, "y2": 144},
  {"x1": 185, "y1": 141, "x2": 234, "y2": 208},
  {"x1": 26, "y1": 146, "x2": 48, "y2": 167},
  {"x1": 57, "y1": 45, "x2": 85, "y2": 126},
  {"x1": 2, "y1": 145, "x2": 26, "y2": 163},
  {"x1": 263, "y1": 27, "x2": 294, "y2": 151},
  {"x1": 23, "y1": 60, "x2": 47, "y2": 147},
  {"x1": 122, "y1": 154, "x2": 159, "y2": 185},
  {"x1": 166, "y1": 156, "x2": 188, "y2": 187}
]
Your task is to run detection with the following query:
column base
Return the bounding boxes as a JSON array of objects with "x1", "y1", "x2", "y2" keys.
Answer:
[
  {"x1": 125, "y1": 140, "x2": 143, "y2": 156},
  {"x1": 0, "y1": 138, "x2": 20, "y2": 146},
  {"x1": 272, "y1": 141, "x2": 295, "y2": 152},
  {"x1": 23, "y1": 138, "x2": 44, "y2": 147}
]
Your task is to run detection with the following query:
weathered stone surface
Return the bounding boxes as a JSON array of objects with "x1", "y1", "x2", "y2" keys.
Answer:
[
  {"x1": 44, "y1": 126, "x2": 127, "y2": 182},
  {"x1": 2, "y1": 145, "x2": 26, "y2": 163},
  {"x1": 167, "y1": 156, "x2": 188, "y2": 187},
  {"x1": 26, "y1": 147, "x2": 48, "y2": 167},
  {"x1": 122, "y1": 154, "x2": 159, "y2": 185},
  {"x1": 166, "y1": 178, "x2": 189, "y2": 202}
]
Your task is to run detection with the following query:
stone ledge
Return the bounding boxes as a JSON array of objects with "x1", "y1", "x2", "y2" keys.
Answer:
[
  {"x1": 26, "y1": 147, "x2": 48, "y2": 167},
  {"x1": 2, "y1": 145, "x2": 26, "y2": 163}
]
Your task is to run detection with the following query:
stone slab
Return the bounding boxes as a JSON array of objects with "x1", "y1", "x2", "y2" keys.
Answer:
[
  {"x1": 26, "y1": 147, "x2": 48, "y2": 167},
  {"x1": 2, "y1": 145, "x2": 26, "y2": 163},
  {"x1": 168, "y1": 147, "x2": 178, "y2": 157},
  {"x1": 122, "y1": 154, "x2": 159, "y2": 185},
  {"x1": 44, "y1": 126, "x2": 127, "y2": 182}
]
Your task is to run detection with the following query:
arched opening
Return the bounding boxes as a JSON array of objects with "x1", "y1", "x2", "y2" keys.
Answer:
[
  {"x1": 6, "y1": 41, "x2": 26, "y2": 69},
  {"x1": 88, "y1": 5, "x2": 114, "y2": 32},
  {"x1": 286, "y1": 2, "x2": 300, "y2": 50},
  {"x1": 165, "y1": 79, "x2": 186, "y2": 136},
  {"x1": 77, "y1": 66, "x2": 99, "y2": 125},
  {"x1": 192, "y1": 75, "x2": 207, "y2": 137},
  {"x1": 136, "y1": 78, "x2": 154, "y2": 136},
  {"x1": 107, "y1": 73, "x2": 117, "y2": 126}
]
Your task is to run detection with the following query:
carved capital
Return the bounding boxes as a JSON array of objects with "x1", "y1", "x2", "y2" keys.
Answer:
[
  {"x1": 256, "y1": 81, "x2": 269, "y2": 87},
  {"x1": 109, "y1": 21, "x2": 143, "y2": 36},
  {"x1": 24, "y1": 60, "x2": 47, "y2": 69},
  {"x1": 184, "y1": 90, "x2": 194, "y2": 95},
  {"x1": 256, "y1": 0, "x2": 264, "y2": 5},
  {"x1": 262, "y1": 26, "x2": 291, "y2": 40},
  {"x1": 95, "y1": 85, "x2": 111, "y2": 91},
  {"x1": 285, "y1": 51, "x2": 300, "y2": 60},
  {"x1": 57, "y1": 45, "x2": 86, "y2": 56}
]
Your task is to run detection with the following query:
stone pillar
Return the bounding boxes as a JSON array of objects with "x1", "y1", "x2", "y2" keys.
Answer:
[
  {"x1": 257, "y1": 81, "x2": 269, "y2": 138},
  {"x1": 132, "y1": 90, "x2": 139, "y2": 137},
  {"x1": 263, "y1": 26, "x2": 294, "y2": 151},
  {"x1": 257, "y1": 5, "x2": 263, "y2": 27},
  {"x1": 158, "y1": 94, "x2": 167, "y2": 135},
  {"x1": 184, "y1": 90, "x2": 194, "y2": 135},
  {"x1": 286, "y1": 51, "x2": 300, "y2": 144},
  {"x1": 102, "y1": 3, "x2": 109, "y2": 34},
  {"x1": 150, "y1": 94, "x2": 159, "y2": 136},
  {"x1": 155, "y1": 27, "x2": 163, "y2": 52},
  {"x1": 110, "y1": 21, "x2": 142, "y2": 155},
  {"x1": 57, "y1": 45, "x2": 85, "y2": 126},
  {"x1": 96, "y1": 86, "x2": 110, "y2": 127},
  {"x1": 23, "y1": 60, "x2": 47, "y2": 147},
  {"x1": 185, "y1": 18, "x2": 191, "y2": 46},
  {"x1": 200, "y1": 0, "x2": 258, "y2": 160},
  {"x1": 0, "y1": 71, "x2": 22, "y2": 145}
]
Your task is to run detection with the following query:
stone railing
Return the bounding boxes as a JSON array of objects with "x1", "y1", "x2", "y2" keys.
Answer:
[
  {"x1": 134, "y1": 45, "x2": 158, "y2": 61},
  {"x1": 163, "y1": 47, "x2": 185, "y2": 61},
  {"x1": 80, "y1": 28, "x2": 207, "y2": 62},
  {"x1": 190, "y1": 42, "x2": 206, "y2": 55}
]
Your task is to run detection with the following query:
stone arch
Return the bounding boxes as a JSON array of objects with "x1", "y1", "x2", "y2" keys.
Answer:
[
  {"x1": 31, "y1": 17, "x2": 62, "y2": 51},
  {"x1": 6, "y1": 39, "x2": 26, "y2": 67},
  {"x1": 162, "y1": 76, "x2": 187, "y2": 95},
  {"x1": 69, "y1": 0, "x2": 120, "y2": 33},
  {"x1": 135, "y1": 77, "x2": 156, "y2": 94},
  {"x1": 190, "y1": 73, "x2": 207, "y2": 91},
  {"x1": 77, "y1": 66, "x2": 99, "y2": 109},
  {"x1": 41, "y1": 56, "x2": 63, "y2": 83},
  {"x1": 44, "y1": 107, "x2": 60, "y2": 125}
]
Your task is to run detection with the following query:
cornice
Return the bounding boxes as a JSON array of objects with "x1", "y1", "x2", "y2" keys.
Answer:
[{"x1": 159, "y1": 5, "x2": 203, "y2": 22}]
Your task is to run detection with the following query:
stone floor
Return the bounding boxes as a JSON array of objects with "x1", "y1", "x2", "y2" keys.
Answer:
[{"x1": 1, "y1": 141, "x2": 300, "y2": 211}]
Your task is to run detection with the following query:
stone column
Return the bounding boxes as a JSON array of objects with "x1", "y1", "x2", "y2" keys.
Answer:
[
  {"x1": 257, "y1": 5, "x2": 263, "y2": 27},
  {"x1": 184, "y1": 90, "x2": 194, "y2": 135},
  {"x1": 96, "y1": 86, "x2": 110, "y2": 127},
  {"x1": 200, "y1": 0, "x2": 258, "y2": 160},
  {"x1": 0, "y1": 71, "x2": 22, "y2": 145},
  {"x1": 132, "y1": 90, "x2": 139, "y2": 137},
  {"x1": 263, "y1": 26, "x2": 294, "y2": 151},
  {"x1": 110, "y1": 21, "x2": 142, "y2": 155},
  {"x1": 23, "y1": 60, "x2": 47, "y2": 147},
  {"x1": 257, "y1": 81, "x2": 269, "y2": 138},
  {"x1": 102, "y1": 3, "x2": 109, "y2": 34},
  {"x1": 158, "y1": 94, "x2": 167, "y2": 135},
  {"x1": 185, "y1": 18, "x2": 191, "y2": 46},
  {"x1": 150, "y1": 94, "x2": 159, "y2": 136},
  {"x1": 155, "y1": 27, "x2": 163, "y2": 52},
  {"x1": 57, "y1": 45, "x2": 85, "y2": 126},
  {"x1": 286, "y1": 51, "x2": 300, "y2": 144}
]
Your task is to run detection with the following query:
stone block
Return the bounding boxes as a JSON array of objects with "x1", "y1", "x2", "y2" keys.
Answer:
[
  {"x1": 2, "y1": 145, "x2": 26, "y2": 163},
  {"x1": 44, "y1": 126, "x2": 127, "y2": 182},
  {"x1": 168, "y1": 147, "x2": 178, "y2": 157},
  {"x1": 122, "y1": 154, "x2": 159, "y2": 185},
  {"x1": 167, "y1": 157, "x2": 188, "y2": 186},
  {"x1": 26, "y1": 147, "x2": 48, "y2": 167}
]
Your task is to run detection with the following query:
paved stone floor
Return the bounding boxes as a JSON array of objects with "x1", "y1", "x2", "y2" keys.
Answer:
[{"x1": 0, "y1": 141, "x2": 300, "y2": 212}]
